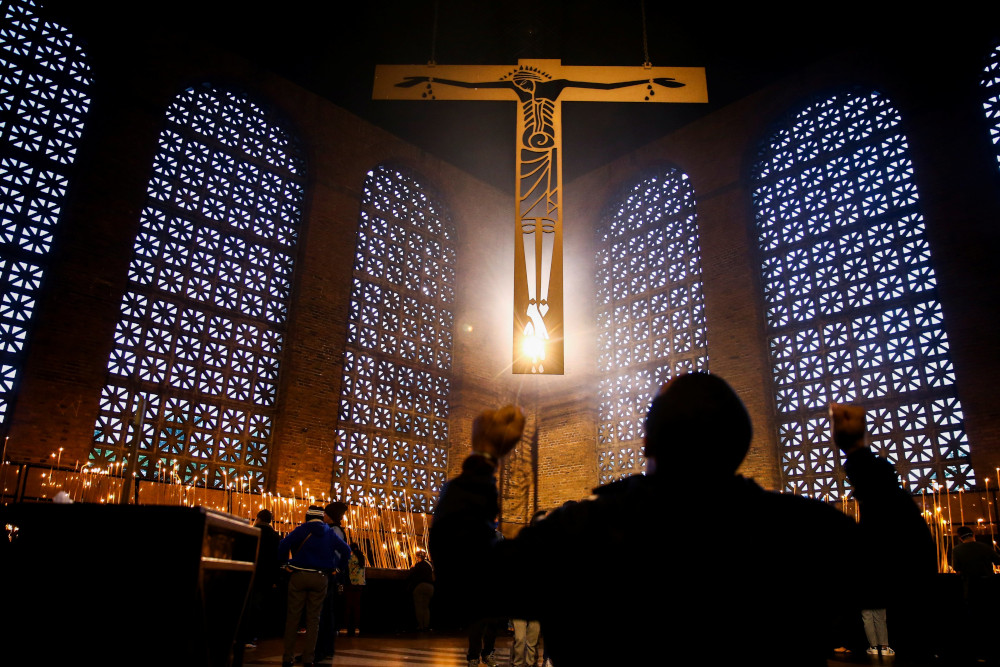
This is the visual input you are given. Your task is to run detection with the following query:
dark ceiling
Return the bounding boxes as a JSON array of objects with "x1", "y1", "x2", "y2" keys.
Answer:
[{"x1": 45, "y1": 0, "x2": 947, "y2": 191}]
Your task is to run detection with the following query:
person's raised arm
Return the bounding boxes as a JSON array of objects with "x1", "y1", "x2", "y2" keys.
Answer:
[
  {"x1": 430, "y1": 405, "x2": 526, "y2": 620},
  {"x1": 829, "y1": 402, "x2": 936, "y2": 593},
  {"x1": 829, "y1": 402, "x2": 903, "y2": 494}
]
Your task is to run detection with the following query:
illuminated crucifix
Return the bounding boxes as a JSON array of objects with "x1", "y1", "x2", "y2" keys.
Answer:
[{"x1": 373, "y1": 60, "x2": 707, "y2": 374}]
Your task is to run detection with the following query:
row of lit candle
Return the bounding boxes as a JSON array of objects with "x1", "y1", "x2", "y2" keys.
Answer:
[{"x1": 2, "y1": 453, "x2": 430, "y2": 569}]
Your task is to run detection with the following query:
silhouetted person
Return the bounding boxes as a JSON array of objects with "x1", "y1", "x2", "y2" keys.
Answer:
[
  {"x1": 233, "y1": 509, "x2": 282, "y2": 667},
  {"x1": 247, "y1": 510, "x2": 281, "y2": 644},
  {"x1": 315, "y1": 501, "x2": 349, "y2": 662},
  {"x1": 407, "y1": 550, "x2": 435, "y2": 631},
  {"x1": 430, "y1": 372, "x2": 935, "y2": 666},
  {"x1": 953, "y1": 525, "x2": 1000, "y2": 578},
  {"x1": 951, "y1": 525, "x2": 1000, "y2": 663}
]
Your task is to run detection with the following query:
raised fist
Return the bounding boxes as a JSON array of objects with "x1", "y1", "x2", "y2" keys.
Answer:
[
  {"x1": 829, "y1": 403, "x2": 866, "y2": 454},
  {"x1": 472, "y1": 405, "x2": 526, "y2": 459}
]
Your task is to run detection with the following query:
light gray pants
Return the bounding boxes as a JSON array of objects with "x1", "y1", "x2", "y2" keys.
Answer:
[{"x1": 861, "y1": 608, "x2": 889, "y2": 647}]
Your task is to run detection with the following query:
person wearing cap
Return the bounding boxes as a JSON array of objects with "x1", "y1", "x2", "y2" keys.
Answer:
[
  {"x1": 952, "y1": 525, "x2": 1000, "y2": 578},
  {"x1": 278, "y1": 505, "x2": 351, "y2": 667},
  {"x1": 430, "y1": 372, "x2": 935, "y2": 666}
]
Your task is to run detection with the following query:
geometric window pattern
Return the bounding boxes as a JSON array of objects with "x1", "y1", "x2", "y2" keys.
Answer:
[
  {"x1": 983, "y1": 41, "x2": 1000, "y2": 171},
  {"x1": 595, "y1": 169, "x2": 708, "y2": 484},
  {"x1": 0, "y1": 0, "x2": 91, "y2": 429},
  {"x1": 89, "y1": 84, "x2": 305, "y2": 491},
  {"x1": 752, "y1": 90, "x2": 974, "y2": 498},
  {"x1": 336, "y1": 166, "x2": 455, "y2": 514}
]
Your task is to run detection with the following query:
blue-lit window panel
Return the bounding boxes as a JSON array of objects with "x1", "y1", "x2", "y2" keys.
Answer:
[
  {"x1": 0, "y1": 0, "x2": 91, "y2": 427},
  {"x1": 337, "y1": 166, "x2": 455, "y2": 513},
  {"x1": 595, "y1": 169, "x2": 709, "y2": 484},
  {"x1": 752, "y1": 90, "x2": 974, "y2": 497},
  {"x1": 90, "y1": 84, "x2": 305, "y2": 490},
  {"x1": 983, "y1": 42, "x2": 1000, "y2": 170}
]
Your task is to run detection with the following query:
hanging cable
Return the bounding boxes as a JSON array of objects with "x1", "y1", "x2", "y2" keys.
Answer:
[
  {"x1": 640, "y1": 0, "x2": 652, "y2": 69},
  {"x1": 428, "y1": 0, "x2": 439, "y2": 66}
]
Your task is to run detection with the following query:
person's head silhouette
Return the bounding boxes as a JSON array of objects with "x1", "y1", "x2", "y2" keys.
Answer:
[{"x1": 643, "y1": 372, "x2": 752, "y2": 475}]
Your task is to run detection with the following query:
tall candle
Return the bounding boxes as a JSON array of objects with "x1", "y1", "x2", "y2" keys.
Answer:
[
  {"x1": 946, "y1": 487, "x2": 954, "y2": 536},
  {"x1": 987, "y1": 478, "x2": 995, "y2": 545}
]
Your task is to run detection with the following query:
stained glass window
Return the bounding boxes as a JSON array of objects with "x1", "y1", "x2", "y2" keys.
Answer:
[
  {"x1": 336, "y1": 166, "x2": 455, "y2": 513},
  {"x1": 753, "y1": 90, "x2": 974, "y2": 498},
  {"x1": 595, "y1": 169, "x2": 708, "y2": 484},
  {"x1": 983, "y1": 42, "x2": 1000, "y2": 170},
  {"x1": 90, "y1": 84, "x2": 305, "y2": 490},
  {"x1": 0, "y1": 0, "x2": 91, "y2": 428}
]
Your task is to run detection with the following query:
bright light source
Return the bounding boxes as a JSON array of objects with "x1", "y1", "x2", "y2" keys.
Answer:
[{"x1": 522, "y1": 331, "x2": 546, "y2": 363}]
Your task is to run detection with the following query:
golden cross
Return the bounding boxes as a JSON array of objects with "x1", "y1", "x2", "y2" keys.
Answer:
[{"x1": 374, "y1": 59, "x2": 707, "y2": 374}]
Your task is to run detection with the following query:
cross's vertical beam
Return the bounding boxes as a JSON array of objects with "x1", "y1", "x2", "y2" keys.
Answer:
[{"x1": 513, "y1": 73, "x2": 564, "y2": 373}]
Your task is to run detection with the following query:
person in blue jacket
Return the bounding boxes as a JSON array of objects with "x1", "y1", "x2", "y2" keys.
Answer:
[{"x1": 278, "y1": 505, "x2": 351, "y2": 667}]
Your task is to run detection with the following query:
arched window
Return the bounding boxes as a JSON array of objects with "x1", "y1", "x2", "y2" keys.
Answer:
[
  {"x1": 336, "y1": 165, "x2": 455, "y2": 513},
  {"x1": 90, "y1": 84, "x2": 305, "y2": 490},
  {"x1": 752, "y1": 90, "x2": 973, "y2": 498},
  {"x1": 983, "y1": 41, "x2": 1000, "y2": 169},
  {"x1": 595, "y1": 169, "x2": 708, "y2": 484},
  {"x1": 0, "y1": 0, "x2": 91, "y2": 429}
]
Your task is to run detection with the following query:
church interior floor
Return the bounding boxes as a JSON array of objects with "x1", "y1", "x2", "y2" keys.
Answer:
[{"x1": 240, "y1": 632, "x2": 957, "y2": 667}]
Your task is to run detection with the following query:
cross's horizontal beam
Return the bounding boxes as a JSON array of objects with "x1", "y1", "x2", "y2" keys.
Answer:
[{"x1": 374, "y1": 60, "x2": 707, "y2": 104}]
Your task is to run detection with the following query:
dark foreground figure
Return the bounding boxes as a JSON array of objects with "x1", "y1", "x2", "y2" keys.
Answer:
[{"x1": 430, "y1": 372, "x2": 935, "y2": 666}]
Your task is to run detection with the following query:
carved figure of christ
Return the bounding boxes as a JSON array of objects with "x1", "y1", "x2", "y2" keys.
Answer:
[{"x1": 374, "y1": 60, "x2": 707, "y2": 374}]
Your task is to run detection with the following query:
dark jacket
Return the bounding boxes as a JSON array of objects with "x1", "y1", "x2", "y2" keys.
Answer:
[{"x1": 254, "y1": 522, "x2": 282, "y2": 590}]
